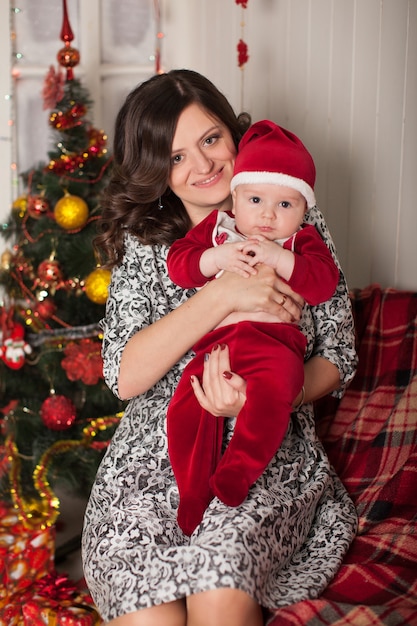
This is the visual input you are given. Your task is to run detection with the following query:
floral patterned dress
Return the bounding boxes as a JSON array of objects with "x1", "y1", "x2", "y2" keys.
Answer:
[{"x1": 81, "y1": 207, "x2": 358, "y2": 623}]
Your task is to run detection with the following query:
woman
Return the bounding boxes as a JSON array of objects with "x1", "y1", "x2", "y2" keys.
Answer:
[{"x1": 82, "y1": 69, "x2": 358, "y2": 626}]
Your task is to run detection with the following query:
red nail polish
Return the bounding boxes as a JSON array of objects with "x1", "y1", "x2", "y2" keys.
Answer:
[{"x1": 222, "y1": 371, "x2": 233, "y2": 380}]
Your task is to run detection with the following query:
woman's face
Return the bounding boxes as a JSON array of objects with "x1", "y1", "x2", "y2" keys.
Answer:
[{"x1": 169, "y1": 103, "x2": 237, "y2": 226}]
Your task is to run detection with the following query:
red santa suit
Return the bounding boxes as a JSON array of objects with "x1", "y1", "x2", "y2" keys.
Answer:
[{"x1": 166, "y1": 209, "x2": 339, "y2": 536}]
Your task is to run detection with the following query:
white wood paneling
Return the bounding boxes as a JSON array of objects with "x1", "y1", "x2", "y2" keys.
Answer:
[
  {"x1": 2, "y1": 0, "x2": 417, "y2": 290},
  {"x1": 163, "y1": 0, "x2": 417, "y2": 290}
]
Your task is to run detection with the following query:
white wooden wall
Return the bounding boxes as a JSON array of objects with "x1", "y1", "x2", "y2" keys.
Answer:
[{"x1": 1, "y1": 0, "x2": 416, "y2": 291}]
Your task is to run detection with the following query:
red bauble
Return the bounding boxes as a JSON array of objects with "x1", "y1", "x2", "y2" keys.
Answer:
[
  {"x1": 27, "y1": 195, "x2": 50, "y2": 219},
  {"x1": 40, "y1": 395, "x2": 76, "y2": 431},
  {"x1": 35, "y1": 298, "x2": 57, "y2": 321},
  {"x1": 37, "y1": 259, "x2": 63, "y2": 285},
  {"x1": 57, "y1": 45, "x2": 80, "y2": 69}
]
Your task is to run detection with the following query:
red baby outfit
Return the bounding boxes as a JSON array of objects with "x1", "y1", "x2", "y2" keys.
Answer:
[{"x1": 167, "y1": 210, "x2": 339, "y2": 536}]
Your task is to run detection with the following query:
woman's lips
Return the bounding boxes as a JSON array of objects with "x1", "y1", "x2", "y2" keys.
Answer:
[{"x1": 193, "y1": 168, "x2": 223, "y2": 187}]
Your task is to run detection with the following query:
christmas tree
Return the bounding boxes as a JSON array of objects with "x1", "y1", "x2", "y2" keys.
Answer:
[{"x1": 0, "y1": 6, "x2": 124, "y2": 531}]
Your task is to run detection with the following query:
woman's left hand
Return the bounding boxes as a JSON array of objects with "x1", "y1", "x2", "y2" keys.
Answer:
[{"x1": 190, "y1": 343, "x2": 247, "y2": 417}]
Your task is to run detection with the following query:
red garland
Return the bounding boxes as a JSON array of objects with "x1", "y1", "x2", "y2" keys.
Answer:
[{"x1": 46, "y1": 127, "x2": 107, "y2": 175}]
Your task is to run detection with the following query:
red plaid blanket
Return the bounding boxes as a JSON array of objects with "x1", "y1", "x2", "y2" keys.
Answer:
[{"x1": 270, "y1": 284, "x2": 417, "y2": 625}]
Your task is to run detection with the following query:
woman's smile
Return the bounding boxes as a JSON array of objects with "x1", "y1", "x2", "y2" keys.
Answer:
[{"x1": 169, "y1": 103, "x2": 236, "y2": 224}]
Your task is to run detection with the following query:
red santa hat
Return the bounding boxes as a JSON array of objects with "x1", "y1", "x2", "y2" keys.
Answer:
[{"x1": 231, "y1": 120, "x2": 316, "y2": 208}]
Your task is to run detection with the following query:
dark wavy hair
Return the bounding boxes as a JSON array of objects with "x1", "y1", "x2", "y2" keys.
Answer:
[{"x1": 95, "y1": 69, "x2": 251, "y2": 267}]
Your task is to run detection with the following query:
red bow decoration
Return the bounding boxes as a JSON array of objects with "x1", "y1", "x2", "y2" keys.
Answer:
[
  {"x1": 237, "y1": 39, "x2": 249, "y2": 67},
  {"x1": 61, "y1": 338, "x2": 103, "y2": 385}
]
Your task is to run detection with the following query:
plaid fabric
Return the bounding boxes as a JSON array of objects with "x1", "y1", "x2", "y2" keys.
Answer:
[{"x1": 270, "y1": 284, "x2": 417, "y2": 625}]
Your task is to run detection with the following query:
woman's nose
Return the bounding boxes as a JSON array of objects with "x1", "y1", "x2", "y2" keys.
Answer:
[{"x1": 192, "y1": 150, "x2": 213, "y2": 173}]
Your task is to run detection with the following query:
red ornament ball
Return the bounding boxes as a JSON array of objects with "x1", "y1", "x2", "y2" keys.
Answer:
[
  {"x1": 35, "y1": 297, "x2": 57, "y2": 321},
  {"x1": 57, "y1": 45, "x2": 80, "y2": 69},
  {"x1": 37, "y1": 259, "x2": 63, "y2": 285},
  {"x1": 40, "y1": 395, "x2": 76, "y2": 430},
  {"x1": 27, "y1": 195, "x2": 50, "y2": 219}
]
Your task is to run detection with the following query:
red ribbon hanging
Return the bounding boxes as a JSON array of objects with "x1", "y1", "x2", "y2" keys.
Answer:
[{"x1": 235, "y1": 0, "x2": 249, "y2": 68}]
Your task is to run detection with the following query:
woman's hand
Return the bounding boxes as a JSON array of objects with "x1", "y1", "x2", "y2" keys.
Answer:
[
  {"x1": 118, "y1": 262, "x2": 303, "y2": 399},
  {"x1": 190, "y1": 344, "x2": 247, "y2": 417},
  {"x1": 218, "y1": 263, "x2": 304, "y2": 324}
]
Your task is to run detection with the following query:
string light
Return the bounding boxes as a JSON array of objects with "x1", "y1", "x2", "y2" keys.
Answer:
[{"x1": 9, "y1": 3, "x2": 22, "y2": 197}]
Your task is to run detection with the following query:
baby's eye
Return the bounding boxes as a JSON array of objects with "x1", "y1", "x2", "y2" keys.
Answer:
[
  {"x1": 250, "y1": 196, "x2": 261, "y2": 204},
  {"x1": 279, "y1": 201, "x2": 291, "y2": 208}
]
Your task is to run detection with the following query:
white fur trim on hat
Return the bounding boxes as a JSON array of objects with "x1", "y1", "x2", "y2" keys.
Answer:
[{"x1": 230, "y1": 171, "x2": 316, "y2": 208}]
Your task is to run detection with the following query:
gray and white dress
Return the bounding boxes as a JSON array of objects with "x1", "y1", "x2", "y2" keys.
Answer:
[{"x1": 81, "y1": 207, "x2": 358, "y2": 623}]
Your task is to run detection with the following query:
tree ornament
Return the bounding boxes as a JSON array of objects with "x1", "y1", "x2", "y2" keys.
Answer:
[
  {"x1": 1, "y1": 249, "x2": 13, "y2": 271},
  {"x1": 54, "y1": 192, "x2": 89, "y2": 230},
  {"x1": 0, "y1": 321, "x2": 32, "y2": 370},
  {"x1": 57, "y1": 0, "x2": 79, "y2": 80},
  {"x1": 42, "y1": 65, "x2": 65, "y2": 110},
  {"x1": 84, "y1": 268, "x2": 111, "y2": 305},
  {"x1": 61, "y1": 339, "x2": 103, "y2": 385},
  {"x1": 35, "y1": 297, "x2": 57, "y2": 322},
  {"x1": 27, "y1": 195, "x2": 50, "y2": 220},
  {"x1": 12, "y1": 195, "x2": 28, "y2": 218},
  {"x1": 56, "y1": 45, "x2": 80, "y2": 73},
  {"x1": 37, "y1": 257, "x2": 63, "y2": 286},
  {"x1": 40, "y1": 394, "x2": 76, "y2": 430}
]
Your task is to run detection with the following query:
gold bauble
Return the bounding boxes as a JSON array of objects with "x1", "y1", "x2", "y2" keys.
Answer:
[
  {"x1": 12, "y1": 194, "x2": 28, "y2": 218},
  {"x1": 54, "y1": 193, "x2": 89, "y2": 230},
  {"x1": 1, "y1": 249, "x2": 13, "y2": 271},
  {"x1": 84, "y1": 268, "x2": 111, "y2": 305}
]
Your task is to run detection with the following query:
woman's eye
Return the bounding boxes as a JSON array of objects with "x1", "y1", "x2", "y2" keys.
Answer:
[
  {"x1": 204, "y1": 134, "x2": 219, "y2": 146},
  {"x1": 171, "y1": 154, "x2": 183, "y2": 165}
]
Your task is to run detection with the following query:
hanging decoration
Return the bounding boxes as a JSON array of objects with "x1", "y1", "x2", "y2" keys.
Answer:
[
  {"x1": 42, "y1": 65, "x2": 65, "y2": 110},
  {"x1": 53, "y1": 192, "x2": 89, "y2": 231},
  {"x1": 0, "y1": 320, "x2": 32, "y2": 370},
  {"x1": 61, "y1": 338, "x2": 103, "y2": 385},
  {"x1": 83, "y1": 267, "x2": 111, "y2": 305},
  {"x1": 235, "y1": 0, "x2": 249, "y2": 111},
  {"x1": 56, "y1": 0, "x2": 80, "y2": 81},
  {"x1": 40, "y1": 394, "x2": 77, "y2": 431}
]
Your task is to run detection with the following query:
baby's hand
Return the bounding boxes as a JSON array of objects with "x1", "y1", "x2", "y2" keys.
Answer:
[
  {"x1": 241, "y1": 236, "x2": 283, "y2": 269},
  {"x1": 213, "y1": 241, "x2": 258, "y2": 278}
]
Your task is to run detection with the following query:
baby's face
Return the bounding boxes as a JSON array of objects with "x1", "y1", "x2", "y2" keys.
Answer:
[{"x1": 232, "y1": 184, "x2": 307, "y2": 240}]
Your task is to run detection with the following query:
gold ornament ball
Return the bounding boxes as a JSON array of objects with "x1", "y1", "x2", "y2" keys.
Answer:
[
  {"x1": 54, "y1": 194, "x2": 89, "y2": 230},
  {"x1": 12, "y1": 194, "x2": 28, "y2": 218},
  {"x1": 84, "y1": 268, "x2": 111, "y2": 305},
  {"x1": 1, "y1": 249, "x2": 13, "y2": 271}
]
